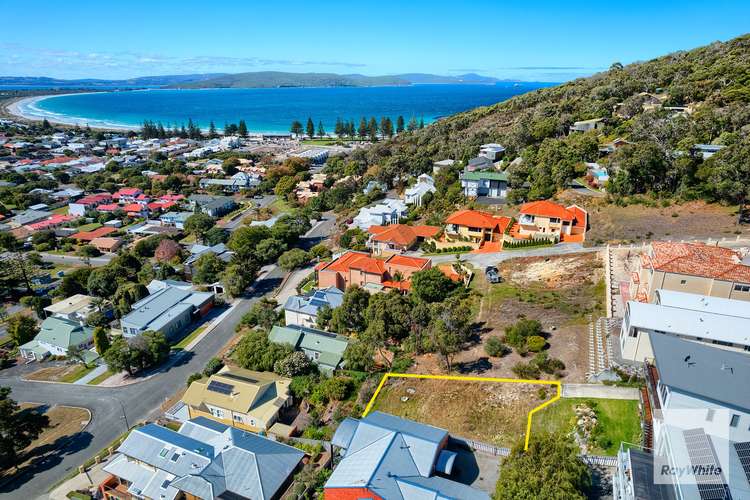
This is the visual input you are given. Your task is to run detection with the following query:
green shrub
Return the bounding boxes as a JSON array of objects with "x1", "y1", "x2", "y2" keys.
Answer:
[
  {"x1": 511, "y1": 361, "x2": 540, "y2": 379},
  {"x1": 186, "y1": 372, "x2": 202, "y2": 387},
  {"x1": 485, "y1": 337, "x2": 510, "y2": 357},
  {"x1": 526, "y1": 335, "x2": 546, "y2": 352}
]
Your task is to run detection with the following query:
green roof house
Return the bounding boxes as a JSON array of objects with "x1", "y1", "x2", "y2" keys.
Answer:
[
  {"x1": 269, "y1": 325, "x2": 349, "y2": 376},
  {"x1": 19, "y1": 316, "x2": 96, "y2": 362}
]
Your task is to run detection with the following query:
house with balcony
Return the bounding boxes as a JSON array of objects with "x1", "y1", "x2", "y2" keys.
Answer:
[
  {"x1": 351, "y1": 198, "x2": 408, "y2": 230},
  {"x1": 99, "y1": 418, "x2": 303, "y2": 500},
  {"x1": 367, "y1": 223, "x2": 440, "y2": 255},
  {"x1": 619, "y1": 289, "x2": 750, "y2": 363},
  {"x1": 181, "y1": 366, "x2": 292, "y2": 433},
  {"x1": 325, "y1": 411, "x2": 490, "y2": 500},
  {"x1": 570, "y1": 117, "x2": 604, "y2": 133},
  {"x1": 629, "y1": 241, "x2": 750, "y2": 303},
  {"x1": 460, "y1": 170, "x2": 508, "y2": 200},
  {"x1": 404, "y1": 173, "x2": 436, "y2": 206},
  {"x1": 613, "y1": 335, "x2": 750, "y2": 500},
  {"x1": 282, "y1": 286, "x2": 344, "y2": 328},
  {"x1": 479, "y1": 143, "x2": 506, "y2": 161},
  {"x1": 316, "y1": 251, "x2": 430, "y2": 292},
  {"x1": 443, "y1": 209, "x2": 512, "y2": 247},
  {"x1": 516, "y1": 200, "x2": 587, "y2": 242}
]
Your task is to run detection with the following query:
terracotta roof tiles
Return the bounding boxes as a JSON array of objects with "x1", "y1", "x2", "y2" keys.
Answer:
[{"x1": 647, "y1": 242, "x2": 750, "y2": 283}]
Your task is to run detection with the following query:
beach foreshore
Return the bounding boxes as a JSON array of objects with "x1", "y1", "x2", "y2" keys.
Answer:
[{"x1": 3, "y1": 93, "x2": 139, "y2": 131}]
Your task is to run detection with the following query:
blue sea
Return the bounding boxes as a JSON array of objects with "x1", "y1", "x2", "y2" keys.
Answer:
[{"x1": 19, "y1": 83, "x2": 554, "y2": 133}]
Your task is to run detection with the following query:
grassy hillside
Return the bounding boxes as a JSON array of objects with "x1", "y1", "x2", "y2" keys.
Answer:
[{"x1": 363, "y1": 34, "x2": 750, "y2": 204}]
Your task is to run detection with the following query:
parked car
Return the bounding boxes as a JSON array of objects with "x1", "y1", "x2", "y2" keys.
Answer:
[{"x1": 485, "y1": 266, "x2": 501, "y2": 284}]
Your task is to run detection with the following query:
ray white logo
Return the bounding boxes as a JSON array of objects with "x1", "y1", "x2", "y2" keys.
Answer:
[{"x1": 659, "y1": 464, "x2": 723, "y2": 477}]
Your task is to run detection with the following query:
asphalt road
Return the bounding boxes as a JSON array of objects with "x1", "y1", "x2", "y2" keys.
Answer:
[
  {"x1": 0, "y1": 208, "x2": 337, "y2": 499},
  {"x1": 222, "y1": 194, "x2": 277, "y2": 232},
  {"x1": 38, "y1": 252, "x2": 114, "y2": 267}
]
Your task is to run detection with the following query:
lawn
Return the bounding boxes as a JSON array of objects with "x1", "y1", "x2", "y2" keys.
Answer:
[
  {"x1": 26, "y1": 364, "x2": 96, "y2": 383},
  {"x1": 531, "y1": 397, "x2": 641, "y2": 455},
  {"x1": 299, "y1": 279, "x2": 316, "y2": 294},
  {"x1": 75, "y1": 222, "x2": 102, "y2": 232},
  {"x1": 86, "y1": 369, "x2": 115, "y2": 385},
  {"x1": 268, "y1": 197, "x2": 293, "y2": 215},
  {"x1": 301, "y1": 138, "x2": 340, "y2": 146},
  {"x1": 171, "y1": 325, "x2": 208, "y2": 350},
  {"x1": 51, "y1": 206, "x2": 69, "y2": 215}
]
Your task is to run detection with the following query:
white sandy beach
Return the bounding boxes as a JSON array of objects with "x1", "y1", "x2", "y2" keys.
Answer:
[{"x1": 4, "y1": 93, "x2": 139, "y2": 131}]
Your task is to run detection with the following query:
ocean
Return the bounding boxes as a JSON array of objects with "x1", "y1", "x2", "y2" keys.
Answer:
[{"x1": 17, "y1": 83, "x2": 554, "y2": 133}]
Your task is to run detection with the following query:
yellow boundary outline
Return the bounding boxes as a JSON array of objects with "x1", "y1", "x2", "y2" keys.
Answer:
[{"x1": 362, "y1": 373, "x2": 561, "y2": 451}]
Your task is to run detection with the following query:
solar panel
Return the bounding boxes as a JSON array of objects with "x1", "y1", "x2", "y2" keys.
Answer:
[
  {"x1": 683, "y1": 428, "x2": 732, "y2": 500},
  {"x1": 735, "y1": 442, "x2": 750, "y2": 484},
  {"x1": 207, "y1": 380, "x2": 234, "y2": 395}
]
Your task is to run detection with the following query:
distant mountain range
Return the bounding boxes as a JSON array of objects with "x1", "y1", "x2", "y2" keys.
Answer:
[{"x1": 0, "y1": 72, "x2": 504, "y2": 89}]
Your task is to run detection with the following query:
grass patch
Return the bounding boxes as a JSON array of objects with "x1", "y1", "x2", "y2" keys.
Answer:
[
  {"x1": 76, "y1": 222, "x2": 102, "y2": 232},
  {"x1": 26, "y1": 364, "x2": 94, "y2": 383},
  {"x1": 531, "y1": 397, "x2": 640, "y2": 455},
  {"x1": 268, "y1": 198, "x2": 293, "y2": 215},
  {"x1": 179, "y1": 233, "x2": 197, "y2": 245},
  {"x1": 300, "y1": 280, "x2": 316, "y2": 294},
  {"x1": 51, "y1": 206, "x2": 69, "y2": 215},
  {"x1": 59, "y1": 364, "x2": 97, "y2": 383},
  {"x1": 301, "y1": 138, "x2": 339, "y2": 146},
  {"x1": 86, "y1": 369, "x2": 114, "y2": 385},
  {"x1": 171, "y1": 325, "x2": 208, "y2": 350}
]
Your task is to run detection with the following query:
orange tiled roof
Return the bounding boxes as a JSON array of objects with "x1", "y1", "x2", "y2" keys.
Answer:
[
  {"x1": 519, "y1": 200, "x2": 576, "y2": 221},
  {"x1": 321, "y1": 251, "x2": 386, "y2": 276},
  {"x1": 385, "y1": 254, "x2": 430, "y2": 269},
  {"x1": 71, "y1": 226, "x2": 117, "y2": 241},
  {"x1": 122, "y1": 203, "x2": 146, "y2": 213},
  {"x1": 445, "y1": 210, "x2": 511, "y2": 231},
  {"x1": 368, "y1": 224, "x2": 440, "y2": 247},
  {"x1": 646, "y1": 241, "x2": 750, "y2": 283}
]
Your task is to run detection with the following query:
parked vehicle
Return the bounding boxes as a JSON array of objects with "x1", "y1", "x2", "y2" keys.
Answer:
[{"x1": 485, "y1": 266, "x2": 501, "y2": 284}]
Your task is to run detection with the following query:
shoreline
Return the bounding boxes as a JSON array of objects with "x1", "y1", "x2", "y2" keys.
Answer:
[{"x1": 3, "y1": 93, "x2": 140, "y2": 131}]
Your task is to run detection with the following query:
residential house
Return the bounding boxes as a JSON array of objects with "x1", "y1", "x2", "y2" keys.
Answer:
[
  {"x1": 112, "y1": 187, "x2": 143, "y2": 203},
  {"x1": 188, "y1": 194, "x2": 237, "y2": 217},
  {"x1": 479, "y1": 143, "x2": 505, "y2": 160},
  {"x1": 19, "y1": 316, "x2": 95, "y2": 362},
  {"x1": 43, "y1": 294, "x2": 98, "y2": 322},
  {"x1": 465, "y1": 155, "x2": 494, "y2": 171},
  {"x1": 516, "y1": 200, "x2": 587, "y2": 242},
  {"x1": 444, "y1": 209, "x2": 512, "y2": 245},
  {"x1": 184, "y1": 243, "x2": 235, "y2": 279},
  {"x1": 99, "y1": 418, "x2": 303, "y2": 500},
  {"x1": 363, "y1": 180, "x2": 387, "y2": 196},
  {"x1": 460, "y1": 170, "x2": 508, "y2": 200},
  {"x1": 6, "y1": 209, "x2": 52, "y2": 229},
  {"x1": 90, "y1": 236, "x2": 123, "y2": 253},
  {"x1": 199, "y1": 171, "x2": 260, "y2": 192},
  {"x1": 283, "y1": 287, "x2": 344, "y2": 328},
  {"x1": 71, "y1": 226, "x2": 118, "y2": 242},
  {"x1": 367, "y1": 223, "x2": 440, "y2": 255},
  {"x1": 692, "y1": 143, "x2": 725, "y2": 159},
  {"x1": 351, "y1": 198, "x2": 408, "y2": 230},
  {"x1": 619, "y1": 289, "x2": 750, "y2": 363},
  {"x1": 68, "y1": 193, "x2": 113, "y2": 216},
  {"x1": 404, "y1": 173, "x2": 436, "y2": 206},
  {"x1": 432, "y1": 158, "x2": 455, "y2": 174},
  {"x1": 294, "y1": 172, "x2": 327, "y2": 204},
  {"x1": 269, "y1": 324, "x2": 350, "y2": 376},
  {"x1": 570, "y1": 118, "x2": 604, "y2": 133},
  {"x1": 629, "y1": 241, "x2": 750, "y2": 303},
  {"x1": 599, "y1": 137, "x2": 631, "y2": 154},
  {"x1": 25, "y1": 213, "x2": 76, "y2": 232},
  {"x1": 182, "y1": 367, "x2": 292, "y2": 432},
  {"x1": 585, "y1": 162, "x2": 610, "y2": 184},
  {"x1": 316, "y1": 251, "x2": 431, "y2": 292},
  {"x1": 159, "y1": 211, "x2": 192, "y2": 229},
  {"x1": 614, "y1": 335, "x2": 750, "y2": 500},
  {"x1": 325, "y1": 411, "x2": 490, "y2": 500},
  {"x1": 120, "y1": 285, "x2": 214, "y2": 340}
]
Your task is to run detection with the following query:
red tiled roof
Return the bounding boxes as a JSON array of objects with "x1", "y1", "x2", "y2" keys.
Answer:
[
  {"x1": 385, "y1": 254, "x2": 430, "y2": 270},
  {"x1": 71, "y1": 226, "x2": 117, "y2": 241},
  {"x1": 147, "y1": 201, "x2": 176, "y2": 211},
  {"x1": 368, "y1": 224, "x2": 440, "y2": 247},
  {"x1": 96, "y1": 203, "x2": 120, "y2": 212},
  {"x1": 122, "y1": 203, "x2": 146, "y2": 213},
  {"x1": 41, "y1": 156, "x2": 75, "y2": 166},
  {"x1": 320, "y1": 251, "x2": 386, "y2": 276},
  {"x1": 645, "y1": 242, "x2": 750, "y2": 283},
  {"x1": 116, "y1": 187, "x2": 142, "y2": 196},
  {"x1": 445, "y1": 210, "x2": 511, "y2": 231},
  {"x1": 26, "y1": 214, "x2": 75, "y2": 230},
  {"x1": 76, "y1": 193, "x2": 112, "y2": 205},
  {"x1": 160, "y1": 194, "x2": 185, "y2": 201},
  {"x1": 519, "y1": 200, "x2": 576, "y2": 221}
]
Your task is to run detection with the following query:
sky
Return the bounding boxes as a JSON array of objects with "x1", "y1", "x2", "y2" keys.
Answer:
[{"x1": 2, "y1": 0, "x2": 749, "y2": 82}]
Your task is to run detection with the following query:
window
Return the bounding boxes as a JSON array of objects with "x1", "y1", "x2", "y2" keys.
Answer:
[
  {"x1": 706, "y1": 409, "x2": 715, "y2": 422},
  {"x1": 159, "y1": 448, "x2": 169, "y2": 458},
  {"x1": 680, "y1": 279, "x2": 687, "y2": 285},
  {"x1": 734, "y1": 284, "x2": 750, "y2": 292},
  {"x1": 170, "y1": 453, "x2": 180, "y2": 462},
  {"x1": 731, "y1": 414, "x2": 740, "y2": 428},
  {"x1": 160, "y1": 480, "x2": 170, "y2": 490},
  {"x1": 233, "y1": 414, "x2": 242, "y2": 422}
]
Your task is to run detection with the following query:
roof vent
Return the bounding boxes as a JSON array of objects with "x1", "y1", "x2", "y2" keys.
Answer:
[{"x1": 721, "y1": 364, "x2": 734, "y2": 374}]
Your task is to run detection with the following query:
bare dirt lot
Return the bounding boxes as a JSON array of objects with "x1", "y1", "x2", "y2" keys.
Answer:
[
  {"x1": 371, "y1": 377, "x2": 553, "y2": 447},
  {"x1": 412, "y1": 252, "x2": 604, "y2": 382}
]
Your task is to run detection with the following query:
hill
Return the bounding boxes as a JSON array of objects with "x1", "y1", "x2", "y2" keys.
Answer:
[
  {"x1": 363, "y1": 34, "x2": 750, "y2": 206},
  {"x1": 0, "y1": 74, "x2": 226, "y2": 87}
]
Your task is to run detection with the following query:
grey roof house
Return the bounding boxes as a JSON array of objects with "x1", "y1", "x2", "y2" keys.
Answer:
[
  {"x1": 199, "y1": 172, "x2": 260, "y2": 193},
  {"x1": 282, "y1": 286, "x2": 344, "y2": 329},
  {"x1": 460, "y1": 170, "x2": 509, "y2": 200},
  {"x1": 269, "y1": 324, "x2": 349, "y2": 376},
  {"x1": 19, "y1": 316, "x2": 96, "y2": 363},
  {"x1": 120, "y1": 285, "x2": 214, "y2": 340},
  {"x1": 184, "y1": 243, "x2": 235, "y2": 279},
  {"x1": 325, "y1": 411, "x2": 490, "y2": 499},
  {"x1": 100, "y1": 417, "x2": 304, "y2": 500},
  {"x1": 188, "y1": 194, "x2": 237, "y2": 217}
]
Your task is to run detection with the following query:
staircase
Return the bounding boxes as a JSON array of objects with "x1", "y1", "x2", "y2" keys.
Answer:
[{"x1": 587, "y1": 317, "x2": 613, "y2": 378}]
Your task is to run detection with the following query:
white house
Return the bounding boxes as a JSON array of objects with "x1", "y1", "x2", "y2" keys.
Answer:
[
  {"x1": 404, "y1": 174, "x2": 436, "y2": 206},
  {"x1": 351, "y1": 198, "x2": 408, "y2": 230},
  {"x1": 283, "y1": 287, "x2": 344, "y2": 328},
  {"x1": 479, "y1": 143, "x2": 505, "y2": 161}
]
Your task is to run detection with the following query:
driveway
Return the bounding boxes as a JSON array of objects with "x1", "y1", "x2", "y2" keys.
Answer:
[
  {"x1": 0, "y1": 267, "x2": 285, "y2": 499},
  {"x1": 428, "y1": 243, "x2": 602, "y2": 269},
  {"x1": 38, "y1": 253, "x2": 114, "y2": 267}
]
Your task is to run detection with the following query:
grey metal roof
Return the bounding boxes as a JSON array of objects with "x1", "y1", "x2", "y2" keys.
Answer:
[
  {"x1": 283, "y1": 287, "x2": 344, "y2": 316},
  {"x1": 626, "y1": 448, "x2": 677, "y2": 500},
  {"x1": 122, "y1": 286, "x2": 213, "y2": 331},
  {"x1": 651, "y1": 334, "x2": 750, "y2": 412},
  {"x1": 268, "y1": 324, "x2": 349, "y2": 370},
  {"x1": 654, "y1": 289, "x2": 750, "y2": 319},
  {"x1": 326, "y1": 411, "x2": 488, "y2": 499}
]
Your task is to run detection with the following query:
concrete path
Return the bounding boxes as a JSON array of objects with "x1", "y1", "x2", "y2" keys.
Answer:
[
  {"x1": 428, "y1": 243, "x2": 602, "y2": 269},
  {"x1": 562, "y1": 383, "x2": 639, "y2": 400},
  {"x1": 73, "y1": 364, "x2": 108, "y2": 385}
]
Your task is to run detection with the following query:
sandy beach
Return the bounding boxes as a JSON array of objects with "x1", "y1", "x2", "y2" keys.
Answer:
[{"x1": 3, "y1": 93, "x2": 138, "y2": 131}]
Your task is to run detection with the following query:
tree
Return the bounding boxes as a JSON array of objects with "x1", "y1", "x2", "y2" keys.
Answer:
[
  {"x1": 208, "y1": 121, "x2": 218, "y2": 138},
  {"x1": 428, "y1": 296, "x2": 472, "y2": 372},
  {"x1": 254, "y1": 238, "x2": 287, "y2": 264},
  {"x1": 241, "y1": 297, "x2": 279, "y2": 330},
  {"x1": 154, "y1": 239, "x2": 181, "y2": 262},
  {"x1": 407, "y1": 116, "x2": 418, "y2": 132},
  {"x1": 410, "y1": 267, "x2": 457, "y2": 303},
  {"x1": 229, "y1": 225, "x2": 272, "y2": 260},
  {"x1": 306, "y1": 117, "x2": 315, "y2": 138},
  {"x1": 93, "y1": 326, "x2": 110, "y2": 356},
  {"x1": 0, "y1": 387, "x2": 49, "y2": 470},
  {"x1": 237, "y1": 119, "x2": 248, "y2": 137},
  {"x1": 358, "y1": 117, "x2": 368, "y2": 139},
  {"x1": 234, "y1": 330, "x2": 293, "y2": 372},
  {"x1": 365, "y1": 290, "x2": 411, "y2": 343},
  {"x1": 331, "y1": 286, "x2": 370, "y2": 334},
  {"x1": 114, "y1": 282, "x2": 149, "y2": 317},
  {"x1": 315, "y1": 304, "x2": 333, "y2": 330},
  {"x1": 57, "y1": 267, "x2": 92, "y2": 298},
  {"x1": 396, "y1": 115, "x2": 405, "y2": 133},
  {"x1": 184, "y1": 213, "x2": 216, "y2": 243},
  {"x1": 290, "y1": 120, "x2": 304, "y2": 136},
  {"x1": 367, "y1": 117, "x2": 378, "y2": 141},
  {"x1": 6, "y1": 313, "x2": 38, "y2": 347},
  {"x1": 87, "y1": 266, "x2": 120, "y2": 298},
  {"x1": 278, "y1": 248, "x2": 309, "y2": 271},
  {"x1": 274, "y1": 351, "x2": 313, "y2": 377},
  {"x1": 308, "y1": 243, "x2": 332, "y2": 260},
  {"x1": 495, "y1": 433, "x2": 591, "y2": 500},
  {"x1": 204, "y1": 226, "x2": 229, "y2": 246},
  {"x1": 192, "y1": 252, "x2": 226, "y2": 284},
  {"x1": 221, "y1": 262, "x2": 256, "y2": 297},
  {"x1": 380, "y1": 117, "x2": 394, "y2": 138},
  {"x1": 504, "y1": 318, "x2": 543, "y2": 350},
  {"x1": 203, "y1": 357, "x2": 224, "y2": 377},
  {"x1": 343, "y1": 341, "x2": 375, "y2": 372},
  {"x1": 103, "y1": 337, "x2": 134, "y2": 375},
  {"x1": 485, "y1": 337, "x2": 510, "y2": 357},
  {"x1": 274, "y1": 175, "x2": 297, "y2": 197},
  {"x1": 317, "y1": 121, "x2": 326, "y2": 138}
]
